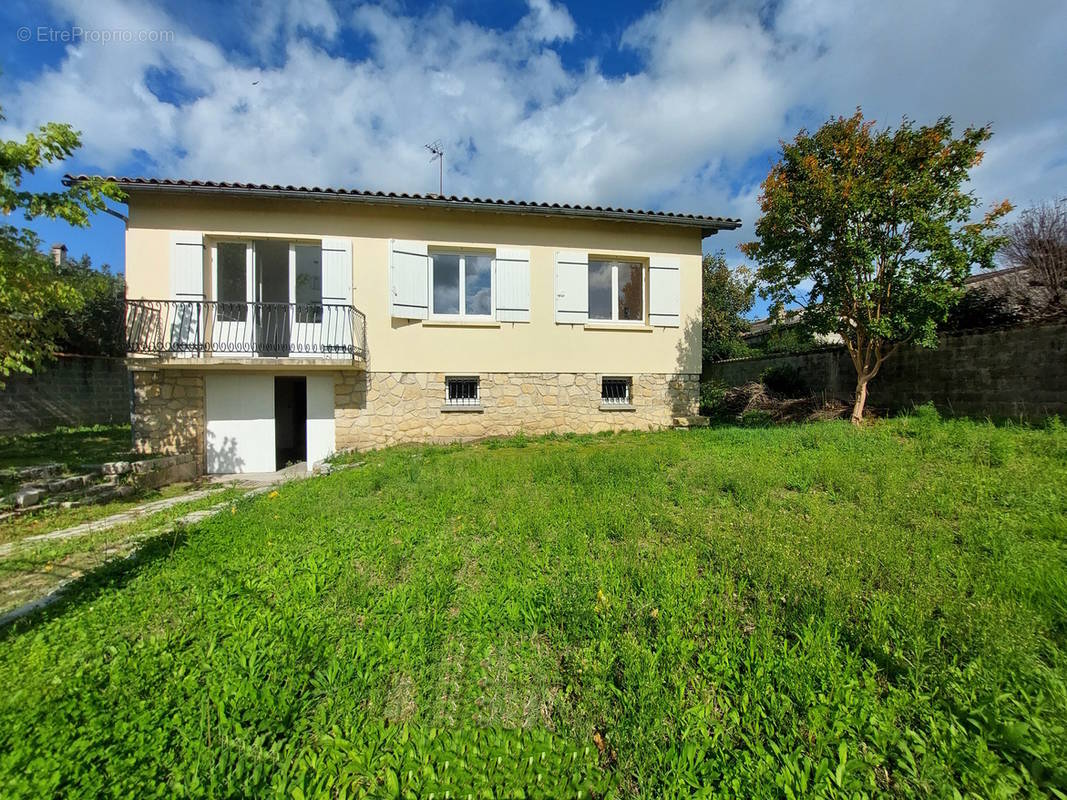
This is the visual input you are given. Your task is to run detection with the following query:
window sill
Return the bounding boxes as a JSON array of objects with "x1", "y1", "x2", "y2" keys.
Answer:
[
  {"x1": 599, "y1": 403, "x2": 637, "y2": 412},
  {"x1": 441, "y1": 404, "x2": 484, "y2": 413},
  {"x1": 583, "y1": 323, "x2": 654, "y2": 332},
  {"x1": 424, "y1": 319, "x2": 501, "y2": 329}
]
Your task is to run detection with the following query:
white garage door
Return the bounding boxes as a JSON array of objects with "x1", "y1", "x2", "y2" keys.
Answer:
[
  {"x1": 205, "y1": 374, "x2": 276, "y2": 474},
  {"x1": 306, "y1": 374, "x2": 336, "y2": 468}
]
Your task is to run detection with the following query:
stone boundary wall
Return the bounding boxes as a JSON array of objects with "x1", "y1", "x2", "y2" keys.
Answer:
[
  {"x1": 704, "y1": 322, "x2": 1067, "y2": 419},
  {"x1": 130, "y1": 370, "x2": 206, "y2": 466},
  {"x1": 335, "y1": 372, "x2": 699, "y2": 451},
  {"x1": 0, "y1": 356, "x2": 131, "y2": 435}
]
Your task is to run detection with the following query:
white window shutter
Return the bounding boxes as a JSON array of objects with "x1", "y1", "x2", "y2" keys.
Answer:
[
  {"x1": 554, "y1": 250, "x2": 588, "y2": 324},
  {"x1": 649, "y1": 255, "x2": 681, "y2": 327},
  {"x1": 171, "y1": 231, "x2": 205, "y2": 300},
  {"x1": 321, "y1": 237, "x2": 352, "y2": 304},
  {"x1": 390, "y1": 239, "x2": 429, "y2": 319},
  {"x1": 495, "y1": 248, "x2": 530, "y2": 322}
]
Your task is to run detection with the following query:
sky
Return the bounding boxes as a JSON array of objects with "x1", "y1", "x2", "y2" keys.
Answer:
[{"x1": 2, "y1": 0, "x2": 1066, "y2": 319}]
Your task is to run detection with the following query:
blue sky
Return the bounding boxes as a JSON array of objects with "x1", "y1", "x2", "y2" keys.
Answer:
[{"x1": 3, "y1": 0, "x2": 1067, "y2": 318}]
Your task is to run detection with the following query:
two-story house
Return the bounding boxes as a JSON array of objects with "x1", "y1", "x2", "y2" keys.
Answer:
[{"x1": 66, "y1": 176, "x2": 740, "y2": 474}]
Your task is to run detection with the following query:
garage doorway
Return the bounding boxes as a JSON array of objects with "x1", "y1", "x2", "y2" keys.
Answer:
[{"x1": 274, "y1": 376, "x2": 307, "y2": 470}]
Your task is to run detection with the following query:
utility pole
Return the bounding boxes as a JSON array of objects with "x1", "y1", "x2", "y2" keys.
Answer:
[{"x1": 425, "y1": 140, "x2": 444, "y2": 196}]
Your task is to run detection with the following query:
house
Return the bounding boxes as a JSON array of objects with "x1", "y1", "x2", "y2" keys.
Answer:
[
  {"x1": 65, "y1": 175, "x2": 740, "y2": 474},
  {"x1": 740, "y1": 310, "x2": 843, "y2": 350}
]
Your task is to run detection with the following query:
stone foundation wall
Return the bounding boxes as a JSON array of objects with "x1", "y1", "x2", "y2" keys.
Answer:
[
  {"x1": 130, "y1": 370, "x2": 205, "y2": 467},
  {"x1": 334, "y1": 371, "x2": 699, "y2": 451}
]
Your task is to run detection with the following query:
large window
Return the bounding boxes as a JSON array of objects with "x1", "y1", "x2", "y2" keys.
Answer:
[
  {"x1": 217, "y1": 242, "x2": 247, "y2": 322},
  {"x1": 588, "y1": 260, "x2": 644, "y2": 323},
  {"x1": 432, "y1": 252, "x2": 493, "y2": 318}
]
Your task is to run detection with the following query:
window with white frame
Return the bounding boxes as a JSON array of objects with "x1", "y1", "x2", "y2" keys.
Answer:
[
  {"x1": 432, "y1": 252, "x2": 493, "y2": 318},
  {"x1": 445, "y1": 376, "x2": 480, "y2": 406},
  {"x1": 588, "y1": 260, "x2": 644, "y2": 323},
  {"x1": 294, "y1": 244, "x2": 323, "y2": 323},
  {"x1": 216, "y1": 241, "x2": 248, "y2": 322},
  {"x1": 601, "y1": 377, "x2": 632, "y2": 405}
]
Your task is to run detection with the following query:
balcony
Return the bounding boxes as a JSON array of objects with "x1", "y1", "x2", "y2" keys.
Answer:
[{"x1": 125, "y1": 300, "x2": 367, "y2": 366}]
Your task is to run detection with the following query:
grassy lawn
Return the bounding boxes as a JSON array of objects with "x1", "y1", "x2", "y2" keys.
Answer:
[
  {"x1": 0, "y1": 485, "x2": 247, "y2": 616},
  {"x1": 0, "y1": 480, "x2": 208, "y2": 546},
  {"x1": 0, "y1": 424, "x2": 133, "y2": 472},
  {"x1": 0, "y1": 414, "x2": 1065, "y2": 797},
  {"x1": 0, "y1": 424, "x2": 134, "y2": 497}
]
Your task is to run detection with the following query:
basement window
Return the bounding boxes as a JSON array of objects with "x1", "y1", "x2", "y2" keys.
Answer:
[
  {"x1": 601, "y1": 377, "x2": 632, "y2": 408},
  {"x1": 445, "y1": 376, "x2": 481, "y2": 408}
]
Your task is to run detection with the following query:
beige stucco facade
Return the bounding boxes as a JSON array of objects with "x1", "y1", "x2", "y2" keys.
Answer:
[
  {"x1": 122, "y1": 188, "x2": 720, "y2": 469},
  {"x1": 126, "y1": 192, "x2": 704, "y2": 375}
]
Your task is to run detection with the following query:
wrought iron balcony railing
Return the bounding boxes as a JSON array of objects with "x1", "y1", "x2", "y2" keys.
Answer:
[{"x1": 125, "y1": 299, "x2": 367, "y2": 360}]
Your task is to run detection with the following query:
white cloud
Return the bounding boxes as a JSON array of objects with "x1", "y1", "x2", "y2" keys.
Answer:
[
  {"x1": 522, "y1": 0, "x2": 576, "y2": 43},
  {"x1": 3, "y1": 0, "x2": 1064, "y2": 265}
]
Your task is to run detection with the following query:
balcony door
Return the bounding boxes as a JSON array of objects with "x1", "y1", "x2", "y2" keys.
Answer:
[
  {"x1": 255, "y1": 239, "x2": 291, "y2": 356},
  {"x1": 207, "y1": 238, "x2": 346, "y2": 358},
  {"x1": 211, "y1": 241, "x2": 254, "y2": 354},
  {"x1": 291, "y1": 244, "x2": 324, "y2": 355}
]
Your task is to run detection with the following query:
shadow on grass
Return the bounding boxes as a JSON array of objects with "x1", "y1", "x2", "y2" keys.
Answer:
[
  {"x1": 0, "y1": 525, "x2": 192, "y2": 641},
  {"x1": 0, "y1": 424, "x2": 134, "y2": 471}
]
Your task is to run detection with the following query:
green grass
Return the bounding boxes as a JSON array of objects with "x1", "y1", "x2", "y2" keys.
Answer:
[
  {"x1": 0, "y1": 485, "x2": 246, "y2": 616},
  {"x1": 0, "y1": 480, "x2": 210, "y2": 545},
  {"x1": 0, "y1": 424, "x2": 134, "y2": 471},
  {"x1": 1, "y1": 413, "x2": 1065, "y2": 798},
  {"x1": 0, "y1": 424, "x2": 134, "y2": 497}
]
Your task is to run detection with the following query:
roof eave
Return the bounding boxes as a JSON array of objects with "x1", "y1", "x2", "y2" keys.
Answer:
[{"x1": 67, "y1": 176, "x2": 741, "y2": 237}]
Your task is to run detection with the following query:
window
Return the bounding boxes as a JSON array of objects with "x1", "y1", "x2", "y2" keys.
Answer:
[
  {"x1": 217, "y1": 242, "x2": 247, "y2": 322},
  {"x1": 445, "y1": 377, "x2": 480, "y2": 406},
  {"x1": 295, "y1": 244, "x2": 323, "y2": 323},
  {"x1": 601, "y1": 377, "x2": 632, "y2": 406},
  {"x1": 432, "y1": 252, "x2": 493, "y2": 317},
  {"x1": 588, "y1": 260, "x2": 644, "y2": 323}
]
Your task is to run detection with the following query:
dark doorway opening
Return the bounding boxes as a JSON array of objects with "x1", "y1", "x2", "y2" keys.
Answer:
[{"x1": 274, "y1": 376, "x2": 307, "y2": 470}]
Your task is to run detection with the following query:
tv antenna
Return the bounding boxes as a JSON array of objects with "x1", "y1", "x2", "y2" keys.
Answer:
[{"x1": 425, "y1": 140, "x2": 444, "y2": 196}]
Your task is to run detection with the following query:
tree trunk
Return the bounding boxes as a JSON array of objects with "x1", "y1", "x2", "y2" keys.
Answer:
[{"x1": 851, "y1": 375, "x2": 869, "y2": 425}]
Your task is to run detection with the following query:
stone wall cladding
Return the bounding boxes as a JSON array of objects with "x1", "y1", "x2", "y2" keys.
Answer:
[
  {"x1": 704, "y1": 321, "x2": 1067, "y2": 419},
  {"x1": 130, "y1": 370, "x2": 205, "y2": 467},
  {"x1": 0, "y1": 356, "x2": 130, "y2": 435},
  {"x1": 335, "y1": 372, "x2": 699, "y2": 450}
]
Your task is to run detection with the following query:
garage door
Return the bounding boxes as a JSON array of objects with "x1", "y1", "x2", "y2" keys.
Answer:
[
  {"x1": 205, "y1": 374, "x2": 275, "y2": 474},
  {"x1": 306, "y1": 374, "x2": 336, "y2": 468}
]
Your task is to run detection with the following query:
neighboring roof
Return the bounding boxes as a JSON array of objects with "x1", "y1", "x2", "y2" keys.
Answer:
[
  {"x1": 63, "y1": 174, "x2": 741, "y2": 238},
  {"x1": 964, "y1": 264, "x2": 1029, "y2": 286}
]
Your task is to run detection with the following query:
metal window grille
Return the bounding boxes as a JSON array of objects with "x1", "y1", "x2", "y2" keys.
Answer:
[
  {"x1": 446, "y1": 377, "x2": 480, "y2": 406},
  {"x1": 601, "y1": 378, "x2": 631, "y2": 405}
]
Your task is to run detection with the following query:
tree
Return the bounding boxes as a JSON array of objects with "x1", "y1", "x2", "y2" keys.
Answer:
[
  {"x1": 55, "y1": 255, "x2": 126, "y2": 357},
  {"x1": 741, "y1": 110, "x2": 1011, "y2": 423},
  {"x1": 0, "y1": 226, "x2": 81, "y2": 384},
  {"x1": 1000, "y1": 199, "x2": 1067, "y2": 316},
  {"x1": 0, "y1": 103, "x2": 122, "y2": 382},
  {"x1": 701, "y1": 251, "x2": 755, "y2": 362}
]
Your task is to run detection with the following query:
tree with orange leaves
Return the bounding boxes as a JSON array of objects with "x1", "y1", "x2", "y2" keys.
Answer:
[{"x1": 741, "y1": 110, "x2": 1012, "y2": 423}]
